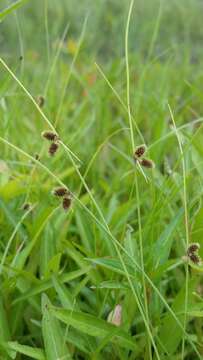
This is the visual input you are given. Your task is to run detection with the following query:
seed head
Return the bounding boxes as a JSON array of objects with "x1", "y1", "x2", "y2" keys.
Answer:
[
  {"x1": 189, "y1": 253, "x2": 201, "y2": 265},
  {"x1": 34, "y1": 153, "x2": 40, "y2": 161},
  {"x1": 42, "y1": 130, "x2": 58, "y2": 142},
  {"x1": 21, "y1": 202, "x2": 31, "y2": 211},
  {"x1": 139, "y1": 158, "x2": 155, "y2": 169},
  {"x1": 187, "y1": 243, "x2": 200, "y2": 256},
  {"x1": 37, "y1": 95, "x2": 45, "y2": 108},
  {"x1": 134, "y1": 145, "x2": 146, "y2": 159},
  {"x1": 48, "y1": 142, "x2": 59, "y2": 156},
  {"x1": 62, "y1": 196, "x2": 72, "y2": 211},
  {"x1": 52, "y1": 187, "x2": 69, "y2": 197}
]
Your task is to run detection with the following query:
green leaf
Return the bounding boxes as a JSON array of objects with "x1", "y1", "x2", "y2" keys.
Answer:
[
  {"x1": 92, "y1": 280, "x2": 129, "y2": 290},
  {"x1": 0, "y1": 341, "x2": 16, "y2": 359},
  {"x1": 157, "y1": 279, "x2": 198, "y2": 356},
  {"x1": 152, "y1": 208, "x2": 183, "y2": 267},
  {"x1": 191, "y1": 206, "x2": 203, "y2": 247},
  {"x1": 75, "y1": 209, "x2": 95, "y2": 252},
  {"x1": 51, "y1": 307, "x2": 137, "y2": 351},
  {"x1": 87, "y1": 257, "x2": 135, "y2": 277},
  {"x1": 0, "y1": 297, "x2": 10, "y2": 342},
  {"x1": 7, "y1": 342, "x2": 45, "y2": 360},
  {"x1": 187, "y1": 310, "x2": 203, "y2": 317},
  {"x1": 52, "y1": 275, "x2": 74, "y2": 309},
  {"x1": 13, "y1": 266, "x2": 91, "y2": 303},
  {"x1": 0, "y1": 176, "x2": 27, "y2": 199},
  {"x1": 41, "y1": 294, "x2": 71, "y2": 360},
  {"x1": 0, "y1": 0, "x2": 29, "y2": 21}
]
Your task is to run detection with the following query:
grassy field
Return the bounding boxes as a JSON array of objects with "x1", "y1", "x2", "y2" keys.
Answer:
[{"x1": 1, "y1": 0, "x2": 203, "y2": 359}]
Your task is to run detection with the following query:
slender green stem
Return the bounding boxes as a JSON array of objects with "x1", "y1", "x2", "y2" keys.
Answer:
[
  {"x1": 44, "y1": 0, "x2": 50, "y2": 64},
  {"x1": 125, "y1": 0, "x2": 135, "y2": 153},
  {"x1": 125, "y1": 1, "x2": 152, "y2": 357},
  {"x1": 135, "y1": 175, "x2": 152, "y2": 360},
  {"x1": 168, "y1": 104, "x2": 190, "y2": 360}
]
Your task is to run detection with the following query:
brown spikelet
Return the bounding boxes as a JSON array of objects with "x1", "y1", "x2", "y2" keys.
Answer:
[
  {"x1": 42, "y1": 130, "x2": 58, "y2": 142},
  {"x1": 189, "y1": 253, "x2": 201, "y2": 265},
  {"x1": 139, "y1": 158, "x2": 155, "y2": 169},
  {"x1": 48, "y1": 142, "x2": 59, "y2": 156},
  {"x1": 134, "y1": 145, "x2": 146, "y2": 159},
  {"x1": 187, "y1": 243, "x2": 200, "y2": 256},
  {"x1": 34, "y1": 153, "x2": 40, "y2": 161},
  {"x1": 62, "y1": 196, "x2": 72, "y2": 211},
  {"x1": 52, "y1": 187, "x2": 69, "y2": 197},
  {"x1": 21, "y1": 202, "x2": 31, "y2": 211},
  {"x1": 37, "y1": 95, "x2": 45, "y2": 108}
]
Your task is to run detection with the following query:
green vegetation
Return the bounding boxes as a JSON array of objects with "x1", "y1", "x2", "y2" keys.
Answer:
[{"x1": 1, "y1": 0, "x2": 203, "y2": 359}]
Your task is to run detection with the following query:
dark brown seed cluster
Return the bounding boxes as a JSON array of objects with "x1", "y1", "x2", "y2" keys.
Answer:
[
  {"x1": 52, "y1": 186, "x2": 72, "y2": 212},
  {"x1": 52, "y1": 187, "x2": 69, "y2": 197},
  {"x1": 186, "y1": 242, "x2": 202, "y2": 265},
  {"x1": 134, "y1": 145, "x2": 146, "y2": 158},
  {"x1": 62, "y1": 196, "x2": 72, "y2": 211},
  {"x1": 21, "y1": 202, "x2": 31, "y2": 211},
  {"x1": 34, "y1": 153, "x2": 40, "y2": 161},
  {"x1": 42, "y1": 130, "x2": 60, "y2": 157},
  {"x1": 133, "y1": 145, "x2": 155, "y2": 169},
  {"x1": 48, "y1": 142, "x2": 59, "y2": 156},
  {"x1": 187, "y1": 243, "x2": 200, "y2": 256},
  {"x1": 42, "y1": 131, "x2": 58, "y2": 142},
  {"x1": 189, "y1": 253, "x2": 201, "y2": 265},
  {"x1": 139, "y1": 158, "x2": 154, "y2": 168},
  {"x1": 37, "y1": 95, "x2": 45, "y2": 108}
]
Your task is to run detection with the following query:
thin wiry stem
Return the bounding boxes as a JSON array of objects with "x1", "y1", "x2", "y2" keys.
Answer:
[
  {"x1": 135, "y1": 175, "x2": 152, "y2": 360},
  {"x1": 125, "y1": 1, "x2": 152, "y2": 357},
  {"x1": 168, "y1": 103, "x2": 190, "y2": 360},
  {"x1": 125, "y1": 0, "x2": 135, "y2": 152},
  {"x1": 44, "y1": 0, "x2": 50, "y2": 65},
  {"x1": 95, "y1": 62, "x2": 145, "y2": 144}
]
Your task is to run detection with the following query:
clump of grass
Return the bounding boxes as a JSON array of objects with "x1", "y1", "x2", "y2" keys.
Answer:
[{"x1": 1, "y1": 0, "x2": 203, "y2": 359}]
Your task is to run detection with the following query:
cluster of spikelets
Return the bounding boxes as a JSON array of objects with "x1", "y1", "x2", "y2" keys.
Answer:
[
  {"x1": 23, "y1": 140, "x2": 155, "y2": 215},
  {"x1": 20, "y1": 130, "x2": 72, "y2": 213},
  {"x1": 42, "y1": 130, "x2": 60, "y2": 156},
  {"x1": 41, "y1": 131, "x2": 72, "y2": 211},
  {"x1": 186, "y1": 243, "x2": 202, "y2": 265},
  {"x1": 133, "y1": 144, "x2": 155, "y2": 168},
  {"x1": 52, "y1": 186, "x2": 72, "y2": 211}
]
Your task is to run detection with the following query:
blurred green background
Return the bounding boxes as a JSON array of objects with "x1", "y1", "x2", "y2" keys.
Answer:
[{"x1": 1, "y1": 0, "x2": 203, "y2": 61}]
